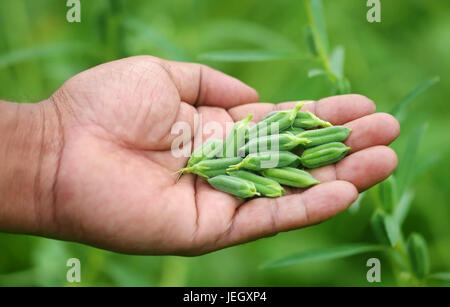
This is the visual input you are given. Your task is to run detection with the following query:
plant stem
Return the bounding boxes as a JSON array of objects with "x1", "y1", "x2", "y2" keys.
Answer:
[
  {"x1": 388, "y1": 234, "x2": 425, "y2": 286},
  {"x1": 303, "y1": 0, "x2": 337, "y2": 84}
]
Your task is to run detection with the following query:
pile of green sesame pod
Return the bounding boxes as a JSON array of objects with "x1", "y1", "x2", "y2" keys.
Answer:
[{"x1": 181, "y1": 102, "x2": 352, "y2": 198}]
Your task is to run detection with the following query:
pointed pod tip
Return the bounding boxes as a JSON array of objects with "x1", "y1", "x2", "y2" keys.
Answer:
[
  {"x1": 294, "y1": 101, "x2": 306, "y2": 113},
  {"x1": 267, "y1": 185, "x2": 285, "y2": 197},
  {"x1": 227, "y1": 163, "x2": 242, "y2": 172},
  {"x1": 296, "y1": 101, "x2": 307, "y2": 108},
  {"x1": 296, "y1": 130, "x2": 306, "y2": 138},
  {"x1": 299, "y1": 137, "x2": 311, "y2": 144}
]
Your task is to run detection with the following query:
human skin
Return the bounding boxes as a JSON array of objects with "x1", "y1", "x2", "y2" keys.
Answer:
[{"x1": 0, "y1": 56, "x2": 400, "y2": 255}]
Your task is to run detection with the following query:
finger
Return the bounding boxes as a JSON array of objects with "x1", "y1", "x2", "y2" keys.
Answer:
[
  {"x1": 228, "y1": 94, "x2": 375, "y2": 124},
  {"x1": 218, "y1": 181, "x2": 357, "y2": 247},
  {"x1": 337, "y1": 146, "x2": 398, "y2": 191},
  {"x1": 344, "y1": 112, "x2": 400, "y2": 153},
  {"x1": 168, "y1": 61, "x2": 260, "y2": 107},
  {"x1": 310, "y1": 146, "x2": 398, "y2": 191},
  {"x1": 133, "y1": 56, "x2": 259, "y2": 108},
  {"x1": 314, "y1": 94, "x2": 376, "y2": 125}
]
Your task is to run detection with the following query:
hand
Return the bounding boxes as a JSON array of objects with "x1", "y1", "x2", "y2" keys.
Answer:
[{"x1": 30, "y1": 56, "x2": 400, "y2": 255}]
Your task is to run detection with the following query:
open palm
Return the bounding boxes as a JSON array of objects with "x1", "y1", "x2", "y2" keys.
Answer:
[{"x1": 50, "y1": 56, "x2": 399, "y2": 255}]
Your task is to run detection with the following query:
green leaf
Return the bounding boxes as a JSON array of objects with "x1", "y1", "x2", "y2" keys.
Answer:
[
  {"x1": 396, "y1": 123, "x2": 428, "y2": 193},
  {"x1": 0, "y1": 269, "x2": 37, "y2": 286},
  {"x1": 378, "y1": 175, "x2": 398, "y2": 214},
  {"x1": 371, "y1": 211, "x2": 388, "y2": 245},
  {"x1": 407, "y1": 233, "x2": 430, "y2": 280},
  {"x1": 383, "y1": 215, "x2": 400, "y2": 247},
  {"x1": 394, "y1": 189, "x2": 414, "y2": 226},
  {"x1": 197, "y1": 50, "x2": 308, "y2": 62},
  {"x1": 390, "y1": 76, "x2": 440, "y2": 122},
  {"x1": 202, "y1": 20, "x2": 298, "y2": 52},
  {"x1": 261, "y1": 244, "x2": 384, "y2": 269},
  {"x1": 371, "y1": 210, "x2": 400, "y2": 247},
  {"x1": 107, "y1": 263, "x2": 153, "y2": 286},
  {"x1": 308, "y1": 68, "x2": 327, "y2": 78},
  {"x1": 334, "y1": 77, "x2": 351, "y2": 94},
  {"x1": 330, "y1": 45, "x2": 345, "y2": 79},
  {"x1": 304, "y1": 0, "x2": 329, "y2": 56},
  {"x1": 427, "y1": 272, "x2": 450, "y2": 283},
  {"x1": 32, "y1": 239, "x2": 70, "y2": 286},
  {"x1": 304, "y1": 25, "x2": 318, "y2": 56},
  {"x1": 0, "y1": 42, "x2": 87, "y2": 70},
  {"x1": 411, "y1": 153, "x2": 440, "y2": 181},
  {"x1": 122, "y1": 18, "x2": 189, "y2": 61}
]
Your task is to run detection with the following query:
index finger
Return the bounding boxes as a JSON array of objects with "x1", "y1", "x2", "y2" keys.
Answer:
[
  {"x1": 133, "y1": 56, "x2": 260, "y2": 108},
  {"x1": 228, "y1": 94, "x2": 376, "y2": 124}
]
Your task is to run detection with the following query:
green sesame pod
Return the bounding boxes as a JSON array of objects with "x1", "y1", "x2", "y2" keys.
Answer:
[
  {"x1": 284, "y1": 126, "x2": 305, "y2": 135},
  {"x1": 182, "y1": 157, "x2": 243, "y2": 178},
  {"x1": 239, "y1": 133, "x2": 310, "y2": 155},
  {"x1": 187, "y1": 138, "x2": 223, "y2": 167},
  {"x1": 228, "y1": 151, "x2": 300, "y2": 171},
  {"x1": 228, "y1": 170, "x2": 285, "y2": 197},
  {"x1": 293, "y1": 111, "x2": 332, "y2": 129},
  {"x1": 207, "y1": 175, "x2": 260, "y2": 198},
  {"x1": 407, "y1": 233, "x2": 430, "y2": 280},
  {"x1": 223, "y1": 114, "x2": 253, "y2": 157},
  {"x1": 199, "y1": 168, "x2": 228, "y2": 178},
  {"x1": 304, "y1": 25, "x2": 318, "y2": 56},
  {"x1": 287, "y1": 159, "x2": 301, "y2": 168},
  {"x1": 379, "y1": 175, "x2": 398, "y2": 214},
  {"x1": 300, "y1": 142, "x2": 350, "y2": 168},
  {"x1": 248, "y1": 102, "x2": 305, "y2": 137},
  {"x1": 261, "y1": 167, "x2": 320, "y2": 188},
  {"x1": 370, "y1": 211, "x2": 391, "y2": 246},
  {"x1": 297, "y1": 126, "x2": 352, "y2": 148},
  {"x1": 370, "y1": 210, "x2": 400, "y2": 247}
]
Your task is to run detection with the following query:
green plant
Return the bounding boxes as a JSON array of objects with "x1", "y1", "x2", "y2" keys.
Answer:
[
  {"x1": 207, "y1": 175, "x2": 260, "y2": 198},
  {"x1": 300, "y1": 142, "x2": 350, "y2": 168},
  {"x1": 227, "y1": 151, "x2": 301, "y2": 171},
  {"x1": 1, "y1": 0, "x2": 446, "y2": 287},
  {"x1": 248, "y1": 102, "x2": 304, "y2": 137},
  {"x1": 296, "y1": 126, "x2": 352, "y2": 148},
  {"x1": 285, "y1": 126, "x2": 306, "y2": 135},
  {"x1": 195, "y1": 0, "x2": 446, "y2": 286},
  {"x1": 239, "y1": 133, "x2": 310, "y2": 154},
  {"x1": 255, "y1": 1, "x2": 444, "y2": 285},
  {"x1": 261, "y1": 167, "x2": 320, "y2": 188},
  {"x1": 181, "y1": 157, "x2": 243, "y2": 178},
  {"x1": 187, "y1": 138, "x2": 223, "y2": 167},
  {"x1": 228, "y1": 170, "x2": 285, "y2": 197},
  {"x1": 185, "y1": 101, "x2": 349, "y2": 199},
  {"x1": 293, "y1": 111, "x2": 332, "y2": 129},
  {"x1": 223, "y1": 114, "x2": 253, "y2": 157},
  {"x1": 407, "y1": 233, "x2": 430, "y2": 280}
]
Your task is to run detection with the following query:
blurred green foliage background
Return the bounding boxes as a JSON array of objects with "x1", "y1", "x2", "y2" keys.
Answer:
[{"x1": 0, "y1": 0, "x2": 449, "y2": 286}]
